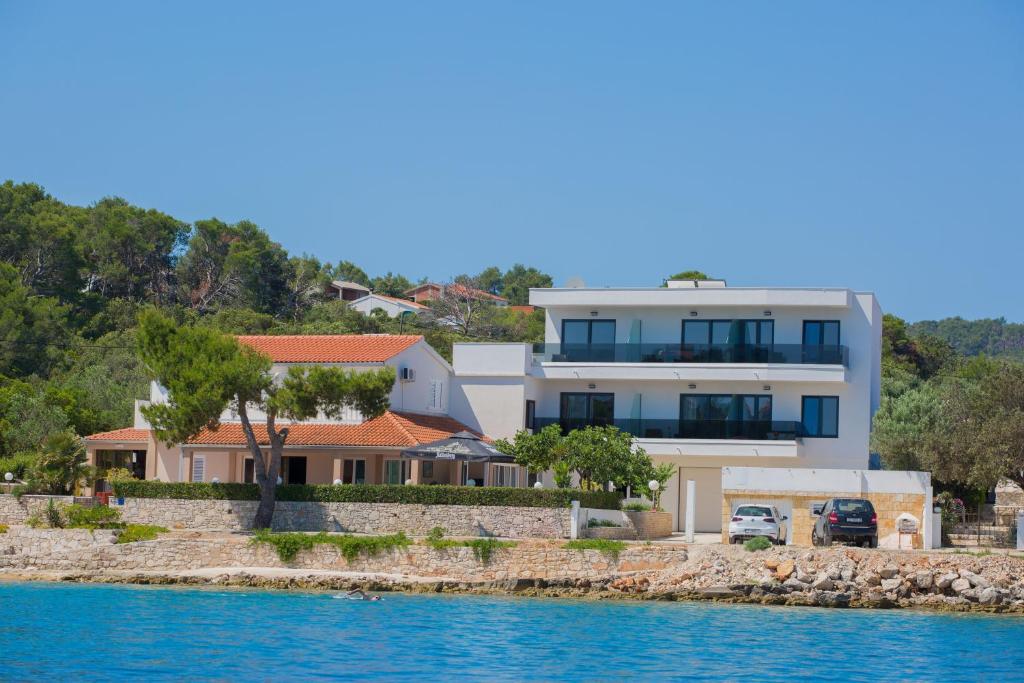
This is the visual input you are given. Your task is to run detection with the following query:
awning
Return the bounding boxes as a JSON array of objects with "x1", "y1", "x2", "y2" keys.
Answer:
[{"x1": 400, "y1": 431, "x2": 515, "y2": 464}]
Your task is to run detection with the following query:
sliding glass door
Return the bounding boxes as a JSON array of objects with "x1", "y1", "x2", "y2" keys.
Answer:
[
  {"x1": 679, "y1": 394, "x2": 772, "y2": 438},
  {"x1": 559, "y1": 392, "x2": 615, "y2": 430},
  {"x1": 561, "y1": 320, "x2": 616, "y2": 361}
]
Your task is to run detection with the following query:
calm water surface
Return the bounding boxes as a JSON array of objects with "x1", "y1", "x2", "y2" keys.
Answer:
[{"x1": 0, "y1": 582, "x2": 1021, "y2": 681}]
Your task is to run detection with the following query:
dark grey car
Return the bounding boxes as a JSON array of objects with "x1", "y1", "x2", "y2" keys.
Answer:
[{"x1": 811, "y1": 498, "x2": 878, "y2": 548}]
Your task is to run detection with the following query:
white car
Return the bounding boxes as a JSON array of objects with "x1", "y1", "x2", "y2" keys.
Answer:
[{"x1": 728, "y1": 504, "x2": 788, "y2": 545}]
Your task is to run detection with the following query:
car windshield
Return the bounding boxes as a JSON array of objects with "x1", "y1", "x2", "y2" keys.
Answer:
[
  {"x1": 735, "y1": 506, "x2": 772, "y2": 517},
  {"x1": 835, "y1": 500, "x2": 873, "y2": 514}
]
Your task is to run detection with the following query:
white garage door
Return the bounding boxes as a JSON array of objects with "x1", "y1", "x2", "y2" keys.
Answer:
[{"x1": 679, "y1": 467, "x2": 723, "y2": 533}]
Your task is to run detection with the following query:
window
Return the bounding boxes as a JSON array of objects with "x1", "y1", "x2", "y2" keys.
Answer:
[
  {"x1": 679, "y1": 394, "x2": 772, "y2": 439},
  {"x1": 492, "y1": 465, "x2": 518, "y2": 488},
  {"x1": 342, "y1": 458, "x2": 367, "y2": 484},
  {"x1": 384, "y1": 459, "x2": 410, "y2": 485},
  {"x1": 559, "y1": 392, "x2": 615, "y2": 428},
  {"x1": 803, "y1": 321, "x2": 840, "y2": 346},
  {"x1": 421, "y1": 461, "x2": 434, "y2": 479},
  {"x1": 191, "y1": 455, "x2": 205, "y2": 483},
  {"x1": 244, "y1": 458, "x2": 254, "y2": 483},
  {"x1": 682, "y1": 319, "x2": 774, "y2": 346},
  {"x1": 283, "y1": 456, "x2": 307, "y2": 485},
  {"x1": 525, "y1": 400, "x2": 536, "y2": 432},
  {"x1": 802, "y1": 396, "x2": 839, "y2": 438},
  {"x1": 560, "y1": 319, "x2": 616, "y2": 361},
  {"x1": 428, "y1": 380, "x2": 445, "y2": 412}
]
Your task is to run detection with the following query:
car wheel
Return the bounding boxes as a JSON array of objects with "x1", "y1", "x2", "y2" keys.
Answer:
[
  {"x1": 869, "y1": 536, "x2": 878, "y2": 549},
  {"x1": 822, "y1": 531, "x2": 832, "y2": 547},
  {"x1": 810, "y1": 531, "x2": 818, "y2": 546}
]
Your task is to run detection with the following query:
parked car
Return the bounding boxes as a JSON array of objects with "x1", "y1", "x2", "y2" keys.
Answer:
[
  {"x1": 728, "y1": 504, "x2": 788, "y2": 545},
  {"x1": 812, "y1": 498, "x2": 878, "y2": 547}
]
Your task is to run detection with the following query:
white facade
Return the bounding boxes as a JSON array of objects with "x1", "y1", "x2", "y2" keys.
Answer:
[
  {"x1": 348, "y1": 293, "x2": 426, "y2": 318},
  {"x1": 448, "y1": 281, "x2": 883, "y2": 532},
  {"x1": 143, "y1": 338, "x2": 452, "y2": 427}
]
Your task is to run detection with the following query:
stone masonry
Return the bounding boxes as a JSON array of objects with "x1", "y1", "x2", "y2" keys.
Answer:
[{"x1": 112, "y1": 498, "x2": 573, "y2": 538}]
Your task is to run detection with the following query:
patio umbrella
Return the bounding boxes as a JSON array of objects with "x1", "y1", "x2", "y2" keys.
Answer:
[{"x1": 400, "y1": 431, "x2": 514, "y2": 464}]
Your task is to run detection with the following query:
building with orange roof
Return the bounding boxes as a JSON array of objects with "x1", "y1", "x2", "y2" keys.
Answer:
[
  {"x1": 85, "y1": 334, "x2": 522, "y2": 491},
  {"x1": 347, "y1": 292, "x2": 428, "y2": 318}
]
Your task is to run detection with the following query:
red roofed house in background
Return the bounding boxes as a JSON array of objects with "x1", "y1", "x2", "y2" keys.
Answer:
[
  {"x1": 85, "y1": 334, "x2": 522, "y2": 492},
  {"x1": 405, "y1": 282, "x2": 508, "y2": 306}
]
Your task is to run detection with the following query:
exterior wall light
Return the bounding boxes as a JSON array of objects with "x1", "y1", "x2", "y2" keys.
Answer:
[
  {"x1": 590, "y1": 311, "x2": 599, "y2": 317},
  {"x1": 689, "y1": 311, "x2": 698, "y2": 317},
  {"x1": 763, "y1": 385, "x2": 771, "y2": 391},
  {"x1": 688, "y1": 384, "x2": 697, "y2": 389},
  {"x1": 764, "y1": 311, "x2": 772, "y2": 317},
  {"x1": 588, "y1": 383, "x2": 597, "y2": 389}
]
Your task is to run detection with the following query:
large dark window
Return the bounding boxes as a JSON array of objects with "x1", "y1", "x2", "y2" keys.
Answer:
[
  {"x1": 803, "y1": 320, "x2": 840, "y2": 345},
  {"x1": 525, "y1": 400, "x2": 536, "y2": 431},
  {"x1": 560, "y1": 319, "x2": 616, "y2": 361},
  {"x1": 679, "y1": 394, "x2": 772, "y2": 439},
  {"x1": 802, "y1": 396, "x2": 839, "y2": 438},
  {"x1": 559, "y1": 392, "x2": 615, "y2": 429},
  {"x1": 683, "y1": 319, "x2": 774, "y2": 346}
]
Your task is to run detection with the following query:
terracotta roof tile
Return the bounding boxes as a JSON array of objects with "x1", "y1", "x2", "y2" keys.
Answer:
[
  {"x1": 85, "y1": 428, "x2": 150, "y2": 442},
  {"x1": 186, "y1": 411, "x2": 486, "y2": 447},
  {"x1": 236, "y1": 334, "x2": 421, "y2": 363}
]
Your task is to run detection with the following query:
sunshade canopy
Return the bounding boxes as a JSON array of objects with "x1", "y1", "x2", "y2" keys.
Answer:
[{"x1": 400, "y1": 431, "x2": 514, "y2": 463}]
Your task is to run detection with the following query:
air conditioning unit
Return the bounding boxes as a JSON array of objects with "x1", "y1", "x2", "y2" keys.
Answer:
[{"x1": 399, "y1": 367, "x2": 416, "y2": 382}]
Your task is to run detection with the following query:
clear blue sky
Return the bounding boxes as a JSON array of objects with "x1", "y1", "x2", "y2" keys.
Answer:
[{"x1": 2, "y1": 2, "x2": 1022, "y2": 321}]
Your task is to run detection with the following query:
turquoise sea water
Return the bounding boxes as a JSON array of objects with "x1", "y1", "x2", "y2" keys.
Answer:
[{"x1": 1, "y1": 582, "x2": 1022, "y2": 682}]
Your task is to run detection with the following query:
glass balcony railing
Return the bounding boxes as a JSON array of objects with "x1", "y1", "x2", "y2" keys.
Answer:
[
  {"x1": 532, "y1": 342, "x2": 848, "y2": 366},
  {"x1": 532, "y1": 418, "x2": 803, "y2": 441}
]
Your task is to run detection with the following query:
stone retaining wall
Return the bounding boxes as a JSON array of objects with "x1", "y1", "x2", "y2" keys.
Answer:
[
  {"x1": 114, "y1": 498, "x2": 573, "y2": 538},
  {"x1": 625, "y1": 511, "x2": 673, "y2": 540},
  {"x1": 0, "y1": 528, "x2": 680, "y2": 581},
  {"x1": 0, "y1": 495, "x2": 75, "y2": 524}
]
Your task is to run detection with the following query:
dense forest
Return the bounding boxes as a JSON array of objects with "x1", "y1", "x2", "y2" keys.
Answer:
[
  {"x1": 2, "y1": 180, "x2": 1023, "y2": 499},
  {"x1": 0, "y1": 180, "x2": 548, "y2": 469}
]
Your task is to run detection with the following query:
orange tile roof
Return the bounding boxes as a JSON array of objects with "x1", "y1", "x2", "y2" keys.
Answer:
[
  {"x1": 85, "y1": 428, "x2": 151, "y2": 442},
  {"x1": 236, "y1": 334, "x2": 421, "y2": 363},
  {"x1": 185, "y1": 411, "x2": 486, "y2": 447},
  {"x1": 509, "y1": 305, "x2": 536, "y2": 314}
]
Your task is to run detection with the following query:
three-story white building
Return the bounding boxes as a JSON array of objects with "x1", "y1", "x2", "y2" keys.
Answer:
[{"x1": 449, "y1": 279, "x2": 882, "y2": 532}]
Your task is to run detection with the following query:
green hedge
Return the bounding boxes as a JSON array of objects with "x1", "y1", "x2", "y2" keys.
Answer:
[{"x1": 111, "y1": 481, "x2": 621, "y2": 510}]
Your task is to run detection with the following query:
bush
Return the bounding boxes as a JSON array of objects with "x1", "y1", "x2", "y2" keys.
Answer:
[
  {"x1": 113, "y1": 481, "x2": 621, "y2": 509},
  {"x1": 743, "y1": 536, "x2": 772, "y2": 552},
  {"x1": 563, "y1": 538, "x2": 626, "y2": 559},
  {"x1": 0, "y1": 453, "x2": 38, "y2": 481},
  {"x1": 622, "y1": 502, "x2": 651, "y2": 512},
  {"x1": 587, "y1": 518, "x2": 620, "y2": 528},
  {"x1": 116, "y1": 524, "x2": 168, "y2": 543},
  {"x1": 45, "y1": 499, "x2": 64, "y2": 528},
  {"x1": 251, "y1": 530, "x2": 411, "y2": 562},
  {"x1": 423, "y1": 528, "x2": 516, "y2": 564},
  {"x1": 0, "y1": 523, "x2": 7, "y2": 533},
  {"x1": 64, "y1": 503, "x2": 123, "y2": 529}
]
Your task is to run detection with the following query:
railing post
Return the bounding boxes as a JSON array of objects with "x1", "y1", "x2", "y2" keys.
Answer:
[
  {"x1": 685, "y1": 480, "x2": 696, "y2": 543},
  {"x1": 570, "y1": 500, "x2": 580, "y2": 540}
]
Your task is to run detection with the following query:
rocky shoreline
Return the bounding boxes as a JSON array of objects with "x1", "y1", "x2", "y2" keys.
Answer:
[{"x1": 2, "y1": 529, "x2": 1023, "y2": 614}]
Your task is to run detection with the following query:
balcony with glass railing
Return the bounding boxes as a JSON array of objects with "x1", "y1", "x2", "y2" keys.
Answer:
[
  {"x1": 531, "y1": 342, "x2": 847, "y2": 366},
  {"x1": 532, "y1": 417, "x2": 803, "y2": 441}
]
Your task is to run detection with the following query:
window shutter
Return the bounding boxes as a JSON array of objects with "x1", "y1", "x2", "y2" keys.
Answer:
[{"x1": 192, "y1": 456, "x2": 206, "y2": 482}]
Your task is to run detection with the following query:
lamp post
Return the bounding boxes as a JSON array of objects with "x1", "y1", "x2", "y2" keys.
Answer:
[
  {"x1": 4, "y1": 472, "x2": 12, "y2": 494},
  {"x1": 648, "y1": 479, "x2": 660, "y2": 511}
]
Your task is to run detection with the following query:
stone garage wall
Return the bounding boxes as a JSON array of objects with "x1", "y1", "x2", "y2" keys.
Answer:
[{"x1": 113, "y1": 498, "x2": 573, "y2": 538}]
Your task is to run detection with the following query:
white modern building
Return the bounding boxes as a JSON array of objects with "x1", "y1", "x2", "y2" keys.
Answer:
[{"x1": 449, "y1": 279, "x2": 883, "y2": 532}]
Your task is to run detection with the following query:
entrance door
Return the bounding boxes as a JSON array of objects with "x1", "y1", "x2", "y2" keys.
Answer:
[
  {"x1": 678, "y1": 467, "x2": 723, "y2": 533},
  {"x1": 283, "y1": 456, "x2": 307, "y2": 485}
]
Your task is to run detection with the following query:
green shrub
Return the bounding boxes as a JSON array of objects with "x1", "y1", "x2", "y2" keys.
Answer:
[
  {"x1": 0, "y1": 523, "x2": 7, "y2": 533},
  {"x1": 743, "y1": 536, "x2": 772, "y2": 552},
  {"x1": 422, "y1": 529, "x2": 516, "y2": 564},
  {"x1": 64, "y1": 504, "x2": 123, "y2": 530},
  {"x1": 113, "y1": 481, "x2": 621, "y2": 509},
  {"x1": 563, "y1": 538, "x2": 626, "y2": 559},
  {"x1": 0, "y1": 453, "x2": 38, "y2": 481},
  {"x1": 251, "y1": 530, "x2": 411, "y2": 562},
  {"x1": 116, "y1": 524, "x2": 168, "y2": 543},
  {"x1": 587, "y1": 518, "x2": 620, "y2": 528},
  {"x1": 622, "y1": 502, "x2": 652, "y2": 512},
  {"x1": 45, "y1": 499, "x2": 64, "y2": 528}
]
